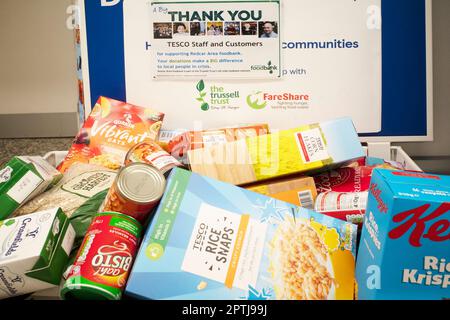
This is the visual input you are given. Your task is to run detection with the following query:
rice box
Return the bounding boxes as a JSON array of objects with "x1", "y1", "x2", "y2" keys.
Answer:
[
  {"x1": 126, "y1": 168, "x2": 358, "y2": 300},
  {"x1": 356, "y1": 169, "x2": 450, "y2": 300},
  {"x1": 0, "y1": 208, "x2": 75, "y2": 299}
]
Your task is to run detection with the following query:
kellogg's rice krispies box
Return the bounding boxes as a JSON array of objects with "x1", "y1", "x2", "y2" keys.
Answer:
[
  {"x1": 126, "y1": 168, "x2": 357, "y2": 300},
  {"x1": 356, "y1": 169, "x2": 450, "y2": 300},
  {"x1": 58, "y1": 96, "x2": 164, "y2": 173}
]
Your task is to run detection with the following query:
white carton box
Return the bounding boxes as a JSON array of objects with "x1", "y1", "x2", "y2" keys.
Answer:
[{"x1": 0, "y1": 208, "x2": 75, "y2": 300}]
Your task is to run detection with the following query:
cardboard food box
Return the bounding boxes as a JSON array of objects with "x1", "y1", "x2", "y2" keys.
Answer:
[
  {"x1": 57, "y1": 96, "x2": 165, "y2": 173},
  {"x1": 245, "y1": 176, "x2": 317, "y2": 209},
  {"x1": 187, "y1": 118, "x2": 364, "y2": 186},
  {"x1": 0, "y1": 208, "x2": 75, "y2": 300},
  {"x1": 356, "y1": 169, "x2": 450, "y2": 300},
  {"x1": 0, "y1": 157, "x2": 63, "y2": 220},
  {"x1": 125, "y1": 168, "x2": 358, "y2": 300},
  {"x1": 168, "y1": 124, "x2": 269, "y2": 164}
]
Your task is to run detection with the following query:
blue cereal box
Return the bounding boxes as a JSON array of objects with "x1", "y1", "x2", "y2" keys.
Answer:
[
  {"x1": 356, "y1": 169, "x2": 450, "y2": 300},
  {"x1": 126, "y1": 168, "x2": 358, "y2": 300}
]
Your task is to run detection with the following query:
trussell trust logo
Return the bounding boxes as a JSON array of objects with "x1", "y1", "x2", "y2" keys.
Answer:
[{"x1": 195, "y1": 80, "x2": 241, "y2": 112}]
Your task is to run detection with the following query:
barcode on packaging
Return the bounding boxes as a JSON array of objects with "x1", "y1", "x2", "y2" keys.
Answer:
[{"x1": 298, "y1": 190, "x2": 314, "y2": 209}]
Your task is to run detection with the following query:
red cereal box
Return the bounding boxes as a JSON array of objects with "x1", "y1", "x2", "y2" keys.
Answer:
[{"x1": 58, "y1": 97, "x2": 164, "y2": 173}]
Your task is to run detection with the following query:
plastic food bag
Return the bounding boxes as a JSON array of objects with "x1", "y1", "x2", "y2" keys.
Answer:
[{"x1": 14, "y1": 163, "x2": 117, "y2": 218}]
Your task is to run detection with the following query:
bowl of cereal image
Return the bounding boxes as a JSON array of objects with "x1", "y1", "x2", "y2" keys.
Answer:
[{"x1": 268, "y1": 217, "x2": 336, "y2": 300}]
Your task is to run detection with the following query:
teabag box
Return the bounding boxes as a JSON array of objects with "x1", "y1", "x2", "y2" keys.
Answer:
[
  {"x1": 356, "y1": 169, "x2": 450, "y2": 300},
  {"x1": 0, "y1": 208, "x2": 75, "y2": 300}
]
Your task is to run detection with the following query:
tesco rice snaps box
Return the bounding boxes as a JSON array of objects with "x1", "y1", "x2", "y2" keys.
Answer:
[
  {"x1": 126, "y1": 168, "x2": 357, "y2": 300},
  {"x1": 0, "y1": 208, "x2": 75, "y2": 300},
  {"x1": 356, "y1": 169, "x2": 450, "y2": 300}
]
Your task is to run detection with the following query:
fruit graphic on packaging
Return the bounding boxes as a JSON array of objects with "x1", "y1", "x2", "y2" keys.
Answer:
[{"x1": 58, "y1": 97, "x2": 164, "y2": 173}]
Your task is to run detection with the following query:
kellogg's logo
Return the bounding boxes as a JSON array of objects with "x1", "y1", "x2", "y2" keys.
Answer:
[
  {"x1": 369, "y1": 183, "x2": 388, "y2": 214},
  {"x1": 389, "y1": 203, "x2": 450, "y2": 247}
]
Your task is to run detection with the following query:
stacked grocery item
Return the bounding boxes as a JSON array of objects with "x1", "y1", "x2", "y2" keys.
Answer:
[{"x1": 1, "y1": 96, "x2": 448, "y2": 301}]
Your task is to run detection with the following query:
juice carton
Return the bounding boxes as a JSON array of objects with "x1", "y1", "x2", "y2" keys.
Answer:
[
  {"x1": 0, "y1": 208, "x2": 75, "y2": 299},
  {"x1": 126, "y1": 168, "x2": 357, "y2": 300},
  {"x1": 0, "y1": 157, "x2": 62, "y2": 220},
  {"x1": 356, "y1": 169, "x2": 450, "y2": 300},
  {"x1": 187, "y1": 118, "x2": 364, "y2": 186}
]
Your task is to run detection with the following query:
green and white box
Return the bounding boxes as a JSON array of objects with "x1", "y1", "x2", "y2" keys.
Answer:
[
  {"x1": 0, "y1": 208, "x2": 75, "y2": 299},
  {"x1": 0, "y1": 157, "x2": 62, "y2": 220}
]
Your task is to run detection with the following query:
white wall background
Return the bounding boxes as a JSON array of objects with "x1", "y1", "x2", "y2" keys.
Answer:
[{"x1": 0, "y1": 0, "x2": 77, "y2": 115}]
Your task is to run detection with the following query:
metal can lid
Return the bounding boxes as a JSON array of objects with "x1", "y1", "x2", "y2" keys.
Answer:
[{"x1": 116, "y1": 163, "x2": 166, "y2": 204}]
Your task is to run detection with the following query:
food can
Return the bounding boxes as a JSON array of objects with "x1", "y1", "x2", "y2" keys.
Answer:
[
  {"x1": 314, "y1": 191, "x2": 368, "y2": 225},
  {"x1": 61, "y1": 212, "x2": 142, "y2": 300},
  {"x1": 100, "y1": 162, "x2": 166, "y2": 223},
  {"x1": 125, "y1": 141, "x2": 182, "y2": 175}
]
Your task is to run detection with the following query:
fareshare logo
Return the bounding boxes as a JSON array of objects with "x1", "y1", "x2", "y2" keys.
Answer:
[
  {"x1": 251, "y1": 61, "x2": 278, "y2": 75},
  {"x1": 247, "y1": 91, "x2": 267, "y2": 110}
]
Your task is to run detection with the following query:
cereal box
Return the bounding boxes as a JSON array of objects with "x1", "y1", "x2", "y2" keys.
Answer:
[
  {"x1": 0, "y1": 208, "x2": 75, "y2": 299},
  {"x1": 125, "y1": 168, "x2": 357, "y2": 300},
  {"x1": 187, "y1": 118, "x2": 365, "y2": 186},
  {"x1": 356, "y1": 169, "x2": 450, "y2": 300},
  {"x1": 245, "y1": 176, "x2": 317, "y2": 209},
  {"x1": 57, "y1": 96, "x2": 164, "y2": 173},
  {"x1": 0, "y1": 157, "x2": 62, "y2": 220}
]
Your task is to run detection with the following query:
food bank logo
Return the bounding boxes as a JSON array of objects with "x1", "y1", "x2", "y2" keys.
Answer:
[
  {"x1": 195, "y1": 80, "x2": 241, "y2": 111},
  {"x1": 251, "y1": 61, "x2": 277, "y2": 74}
]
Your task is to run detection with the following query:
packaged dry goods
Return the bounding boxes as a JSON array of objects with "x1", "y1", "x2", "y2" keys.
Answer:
[
  {"x1": 125, "y1": 168, "x2": 358, "y2": 300},
  {"x1": 61, "y1": 212, "x2": 142, "y2": 300},
  {"x1": 365, "y1": 156, "x2": 407, "y2": 170},
  {"x1": 125, "y1": 141, "x2": 183, "y2": 175},
  {"x1": 0, "y1": 208, "x2": 75, "y2": 300},
  {"x1": 0, "y1": 157, "x2": 62, "y2": 220},
  {"x1": 246, "y1": 176, "x2": 317, "y2": 209},
  {"x1": 99, "y1": 163, "x2": 166, "y2": 224},
  {"x1": 57, "y1": 96, "x2": 164, "y2": 173},
  {"x1": 14, "y1": 163, "x2": 117, "y2": 218},
  {"x1": 168, "y1": 124, "x2": 269, "y2": 164},
  {"x1": 356, "y1": 169, "x2": 450, "y2": 300},
  {"x1": 188, "y1": 118, "x2": 365, "y2": 186}
]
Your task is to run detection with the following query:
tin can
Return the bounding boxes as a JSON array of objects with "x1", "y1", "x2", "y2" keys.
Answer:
[
  {"x1": 100, "y1": 162, "x2": 166, "y2": 224},
  {"x1": 125, "y1": 141, "x2": 182, "y2": 175},
  {"x1": 314, "y1": 191, "x2": 368, "y2": 225},
  {"x1": 61, "y1": 212, "x2": 142, "y2": 300}
]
